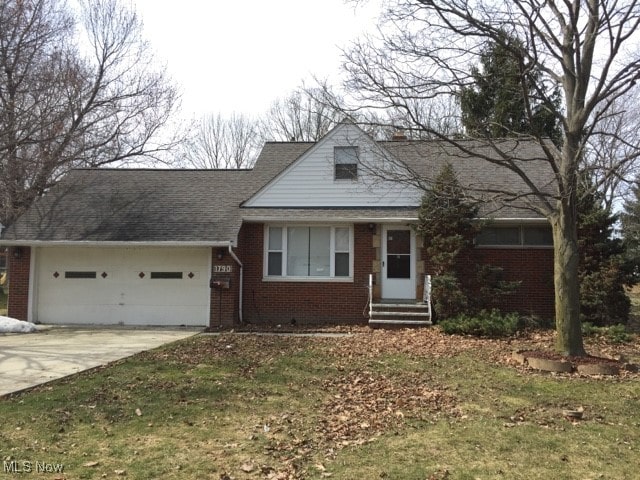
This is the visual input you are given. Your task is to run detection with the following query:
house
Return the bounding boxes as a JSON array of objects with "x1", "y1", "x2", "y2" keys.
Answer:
[{"x1": 0, "y1": 122, "x2": 555, "y2": 327}]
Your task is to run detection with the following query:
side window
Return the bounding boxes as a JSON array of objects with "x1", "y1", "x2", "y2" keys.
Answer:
[
  {"x1": 476, "y1": 227, "x2": 520, "y2": 246},
  {"x1": 523, "y1": 226, "x2": 553, "y2": 246},
  {"x1": 334, "y1": 146, "x2": 358, "y2": 180},
  {"x1": 476, "y1": 225, "x2": 553, "y2": 247}
]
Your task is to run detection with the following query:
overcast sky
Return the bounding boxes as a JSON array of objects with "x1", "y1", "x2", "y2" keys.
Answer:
[{"x1": 133, "y1": 0, "x2": 382, "y2": 119}]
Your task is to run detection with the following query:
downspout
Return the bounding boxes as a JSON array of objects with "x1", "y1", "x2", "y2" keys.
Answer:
[{"x1": 228, "y1": 245, "x2": 243, "y2": 323}]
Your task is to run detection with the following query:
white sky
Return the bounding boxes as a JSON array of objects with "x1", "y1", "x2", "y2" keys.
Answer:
[{"x1": 133, "y1": 0, "x2": 382, "y2": 119}]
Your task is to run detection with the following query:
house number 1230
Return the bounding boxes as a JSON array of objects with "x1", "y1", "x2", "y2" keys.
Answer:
[{"x1": 213, "y1": 265, "x2": 232, "y2": 273}]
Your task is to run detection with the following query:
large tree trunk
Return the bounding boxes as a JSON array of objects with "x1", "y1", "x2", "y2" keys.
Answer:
[{"x1": 550, "y1": 197, "x2": 586, "y2": 356}]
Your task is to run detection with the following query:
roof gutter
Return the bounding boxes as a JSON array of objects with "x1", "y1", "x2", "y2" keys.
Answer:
[
  {"x1": 0, "y1": 240, "x2": 235, "y2": 248},
  {"x1": 241, "y1": 215, "x2": 549, "y2": 224},
  {"x1": 227, "y1": 245, "x2": 243, "y2": 324},
  {"x1": 243, "y1": 215, "x2": 420, "y2": 223}
]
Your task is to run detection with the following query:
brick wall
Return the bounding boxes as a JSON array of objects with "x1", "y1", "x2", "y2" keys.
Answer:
[
  {"x1": 7, "y1": 247, "x2": 30, "y2": 321},
  {"x1": 209, "y1": 248, "x2": 241, "y2": 328},
  {"x1": 5, "y1": 237, "x2": 554, "y2": 327},
  {"x1": 470, "y1": 248, "x2": 555, "y2": 320},
  {"x1": 237, "y1": 223, "x2": 375, "y2": 326},
  {"x1": 235, "y1": 224, "x2": 554, "y2": 326}
]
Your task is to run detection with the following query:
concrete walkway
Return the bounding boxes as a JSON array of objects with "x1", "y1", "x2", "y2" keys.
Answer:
[{"x1": 0, "y1": 326, "x2": 200, "y2": 397}]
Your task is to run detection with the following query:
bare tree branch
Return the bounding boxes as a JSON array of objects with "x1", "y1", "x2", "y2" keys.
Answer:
[
  {"x1": 0, "y1": 0, "x2": 180, "y2": 227},
  {"x1": 326, "y1": 0, "x2": 640, "y2": 355},
  {"x1": 181, "y1": 113, "x2": 259, "y2": 169}
]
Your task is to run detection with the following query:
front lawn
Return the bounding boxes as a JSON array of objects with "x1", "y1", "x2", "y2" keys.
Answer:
[{"x1": 1, "y1": 329, "x2": 638, "y2": 479}]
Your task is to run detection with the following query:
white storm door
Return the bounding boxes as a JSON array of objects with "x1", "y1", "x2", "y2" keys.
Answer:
[{"x1": 381, "y1": 226, "x2": 415, "y2": 299}]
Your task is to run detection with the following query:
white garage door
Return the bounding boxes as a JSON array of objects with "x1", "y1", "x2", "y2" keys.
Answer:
[{"x1": 35, "y1": 247, "x2": 210, "y2": 326}]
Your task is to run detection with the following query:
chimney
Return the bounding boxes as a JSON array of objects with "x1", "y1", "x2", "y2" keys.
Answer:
[{"x1": 391, "y1": 130, "x2": 407, "y2": 141}]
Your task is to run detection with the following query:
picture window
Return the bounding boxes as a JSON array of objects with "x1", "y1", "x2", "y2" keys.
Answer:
[{"x1": 265, "y1": 225, "x2": 352, "y2": 279}]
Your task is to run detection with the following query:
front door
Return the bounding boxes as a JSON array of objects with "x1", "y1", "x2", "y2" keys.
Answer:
[{"x1": 381, "y1": 226, "x2": 415, "y2": 299}]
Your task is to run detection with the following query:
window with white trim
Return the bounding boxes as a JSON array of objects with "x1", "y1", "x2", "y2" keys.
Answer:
[
  {"x1": 265, "y1": 225, "x2": 353, "y2": 279},
  {"x1": 334, "y1": 146, "x2": 358, "y2": 180}
]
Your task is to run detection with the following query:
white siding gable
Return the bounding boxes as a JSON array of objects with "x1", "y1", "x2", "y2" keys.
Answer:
[{"x1": 245, "y1": 123, "x2": 422, "y2": 207}]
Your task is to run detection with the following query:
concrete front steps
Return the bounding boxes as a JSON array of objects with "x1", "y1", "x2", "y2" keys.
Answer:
[{"x1": 368, "y1": 301, "x2": 432, "y2": 326}]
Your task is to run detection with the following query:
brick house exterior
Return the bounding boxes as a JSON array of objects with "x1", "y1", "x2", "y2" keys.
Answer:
[{"x1": 2, "y1": 122, "x2": 556, "y2": 327}]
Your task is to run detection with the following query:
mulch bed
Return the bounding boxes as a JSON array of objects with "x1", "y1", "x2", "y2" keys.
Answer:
[
  {"x1": 512, "y1": 348, "x2": 638, "y2": 375},
  {"x1": 519, "y1": 350, "x2": 622, "y2": 365}
]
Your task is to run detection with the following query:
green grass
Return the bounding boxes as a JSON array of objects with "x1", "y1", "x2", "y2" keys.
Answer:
[{"x1": 1, "y1": 332, "x2": 639, "y2": 479}]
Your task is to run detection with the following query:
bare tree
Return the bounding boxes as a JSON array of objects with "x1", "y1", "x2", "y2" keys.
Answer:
[
  {"x1": 182, "y1": 113, "x2": 259, "y2": 169},
  {"x1": 0, "y1": 0, "x2": 180, "y2": 227},
  {"x1": 330, "y1": 0, "x2": 640, "y2": 355},
  {"x1": 258, "y1": 88, "x2": 343, "y2": 142},
  {"x1": 583, "y1": 90, "x2": 640, "y2": 212}
]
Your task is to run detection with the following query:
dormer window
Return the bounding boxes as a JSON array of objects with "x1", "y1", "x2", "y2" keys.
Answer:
[{"x1": 334, "y1": 146, "x2": 359, "y2": 180}]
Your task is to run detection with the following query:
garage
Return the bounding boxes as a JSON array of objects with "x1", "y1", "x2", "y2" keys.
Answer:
[{"x1": 34, "y1": 247, "x2": 211, "y2": 326}]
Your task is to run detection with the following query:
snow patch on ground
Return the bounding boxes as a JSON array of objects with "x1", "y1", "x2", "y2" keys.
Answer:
[{"x1": 0, "y1": 316, "x2": 37, "y2": 333}]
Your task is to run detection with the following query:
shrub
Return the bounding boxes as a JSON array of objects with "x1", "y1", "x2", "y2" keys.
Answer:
[
  {"x1": 519, "y1": 314, "x2": 554, "y2": 330},
  {"x1": 581, "y1": 322, "x2": 633, "y2": 343},
  {"x1": 431, "y1": 274, "x2": 468, "y2": 320},
  {"x1": 439, "y1": 309, "x2": 521, "y2": 337}
]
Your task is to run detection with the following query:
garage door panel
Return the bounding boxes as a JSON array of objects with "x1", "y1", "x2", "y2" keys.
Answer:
[{"x1": 36, "y1": 247, "x2": 210, "y2": 326}]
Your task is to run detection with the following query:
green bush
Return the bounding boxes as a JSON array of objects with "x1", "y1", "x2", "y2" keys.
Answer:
[
  {"x1": 581, "y1": 322, "x2": 633, "y2": 343},
  {"x1": 439, "y1": 309, "x2": 521, "y2": 337},
  {"x1": 519, "y1": 314, "x2": 554, "y2": 330}
]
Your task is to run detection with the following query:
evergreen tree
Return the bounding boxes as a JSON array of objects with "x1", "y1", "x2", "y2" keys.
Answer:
[
  {"x1": 417, "y1": 164, "x2": 479, "y2": 319},
  {"x1": 459, "y1": 32, "x2": 562, "y2": 143},
  {"x1": 577, "y1": 178, "x2": 633, "y2": 325},
  {"x1": 418, "y1": 164, "x2": 520, "y2": 319},
  {"x1": 621, "y1": 178, "x2": 640, "y2": 283}
]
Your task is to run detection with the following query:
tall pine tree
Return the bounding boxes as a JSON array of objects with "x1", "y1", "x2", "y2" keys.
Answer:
[
  {"x1": 459, "y1": 32, "x2": 562, "y2": 143},
  {"x1": 621, "y1": 178, "x2": 640, "y2": 283},
  {"x1": 577, "y1": 177, "x2": 633, "y2": 325}
]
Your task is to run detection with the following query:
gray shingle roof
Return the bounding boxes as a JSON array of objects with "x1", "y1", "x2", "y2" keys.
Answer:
[
  {"x1": 380, "y1": 139, "x2": 556, "y2": 218},
  {"x1": 1, "y1": 137, "x2": 553, "y2": 244},
  {"x1": 2, "y1": 169, "x2": 253, "y2": 243}
]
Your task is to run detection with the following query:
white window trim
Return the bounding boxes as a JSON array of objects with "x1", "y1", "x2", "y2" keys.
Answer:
[{"x1": 263, "y1": 224, "x2": 354, "y2": 282}]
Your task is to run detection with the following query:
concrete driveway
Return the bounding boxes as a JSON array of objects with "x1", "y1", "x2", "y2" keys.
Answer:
[{"x1": 0, "y1": 326, "x2": 200, "y2": 397}]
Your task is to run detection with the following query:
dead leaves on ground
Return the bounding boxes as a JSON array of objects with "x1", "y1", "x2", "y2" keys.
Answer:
[
  {"x1": 140, "y1": 327, "x2": 638, "y2": 479},
  {"x1": 320, "y1": 370, "x2": 458, "y2": 447}
]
